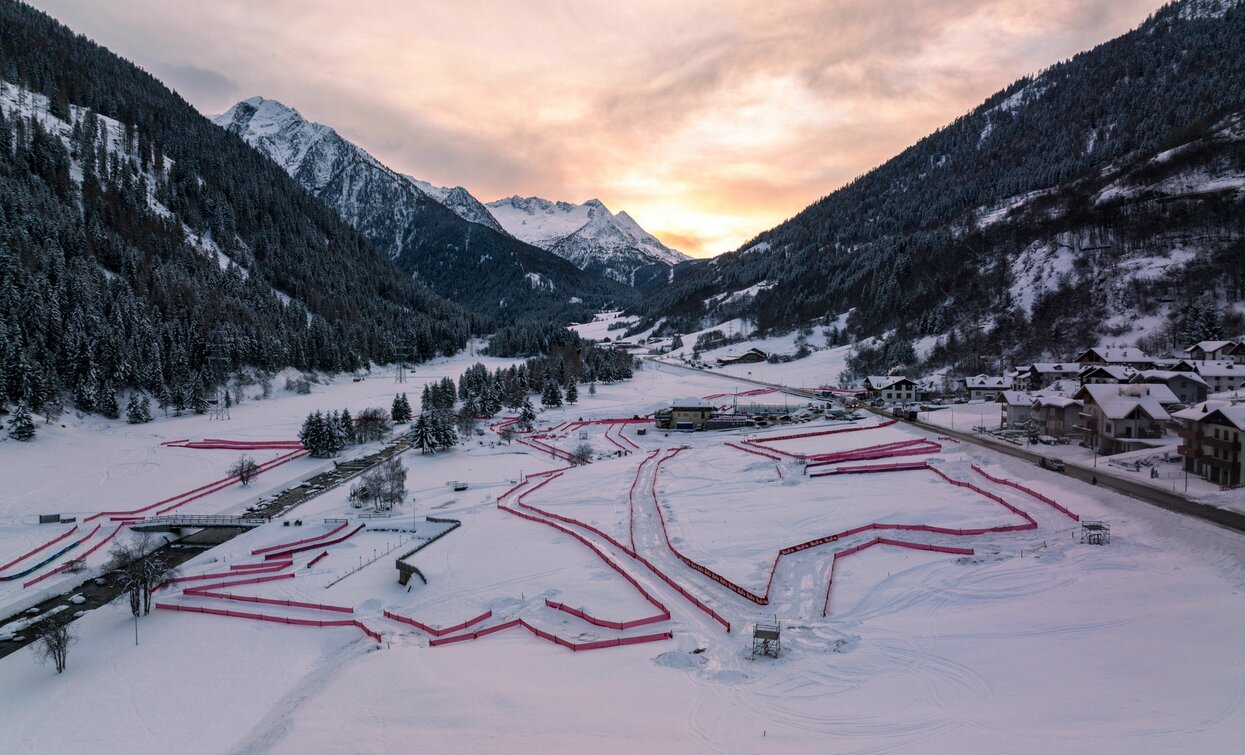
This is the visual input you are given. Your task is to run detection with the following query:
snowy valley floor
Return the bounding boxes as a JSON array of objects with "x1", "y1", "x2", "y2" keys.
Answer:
[{"x1": 2, "y1": 358, "x2": 1245, "y2": 753}]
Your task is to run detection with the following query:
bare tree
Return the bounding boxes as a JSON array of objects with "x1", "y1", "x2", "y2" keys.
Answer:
[
  {"x1": 35, "y1": 620, "x2": 75, "y2": 674},
  {"x1": 360, "y1": 457, "x2": 408, "y2": 511},
  {"x1": 456, "y1": 411, "x2": 478, "y2": 440},
  {"x1": 108, "y1": 535, "x2": 179, "y2": 616},
  {"x1": 498, "y1": 426, "x2": 515, "y2": 445},
  {"x1": 355, "y1": 407, "x2": 392, "y2": 443},
  {"x1": 228, "y1": 454, "x2": 260, "y2": 486},
  {"x1": 571, "y1": 443, "x2": 595, "y2": 466}
]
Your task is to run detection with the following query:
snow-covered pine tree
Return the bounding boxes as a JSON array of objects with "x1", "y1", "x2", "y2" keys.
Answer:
[
  {"x1": 565, "y1": 383, "x2": 578, "y2": 404},
  {"x1": 518, "y1": 399, "x2": 536, "y2": 431},
  {"x1": 125, "y1": 393, "x2": 152, "y2": 424},
  {"x1": 432, "y1": 411, "x2": 458, "y2": 450},
  {"x1": 7, "y1": 401, "x2": 35, "y2": 441},
  {"x1": 338, "y1": 408, "x2": 355, "y2": 444},
  {"x1": 541, "y1": 381, "x2": 563, "y2": 408},
  {"x1": 412, "y1": 412, "x2": 435, "y2": 454},
  {"x1": 97, "y1": 381, "x2": 120, "y2": 419}
]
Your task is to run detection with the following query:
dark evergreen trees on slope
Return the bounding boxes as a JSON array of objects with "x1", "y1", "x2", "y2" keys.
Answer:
[
  {"x1": 0, "y1": 1, "x2": 480, "y2": 417},
  {"x1": 541, "y1": 381, "x2": 563, "y2": 408},
  {"x1": 125, "y1": 393, "x2": 152, "y2": 424},
  {"x1": 298, "y1": 410, "x2": 343, "y2": 457},
  {"x1": 391, "y1": 393, "x2": 412, "y2": 424},
  {"x1": 6, "y1": 401, "x2": 34, "y2": 440}
]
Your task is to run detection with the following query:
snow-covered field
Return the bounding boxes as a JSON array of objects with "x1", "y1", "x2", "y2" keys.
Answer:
[{"x1": 3, "y1": 357, "x2": 1245, "y2": 752}]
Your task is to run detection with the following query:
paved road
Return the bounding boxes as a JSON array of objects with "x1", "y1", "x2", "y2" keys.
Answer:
[
  {"x1": 649, "y1": 355, "x2": 1245, "y2": 535},
  {"x1": 902, "y1": 413, "x2": 1245, "y2": 534}
]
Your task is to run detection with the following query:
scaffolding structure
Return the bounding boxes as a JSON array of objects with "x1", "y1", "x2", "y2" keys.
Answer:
[
  {"x1": 1080, "y1": 520, "x2": 1110, "y2": 545},
  {"x1": 751, "y1": 622, "x2": 781, "y2": 659}
]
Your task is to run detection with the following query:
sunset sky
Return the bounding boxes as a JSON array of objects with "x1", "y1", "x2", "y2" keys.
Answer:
[{"x1": 34, "y1": 0, "x2": 1167, "y2": 257}]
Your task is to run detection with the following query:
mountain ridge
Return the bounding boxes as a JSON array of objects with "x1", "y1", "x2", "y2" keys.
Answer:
[{"x1": 213, "y1": 97, "x2": 632, "y2": 322}]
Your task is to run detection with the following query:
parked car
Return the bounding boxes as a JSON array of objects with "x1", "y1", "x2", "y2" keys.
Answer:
[{"x1": 1038, "y1": 457, "x2": 1066, "y2": 473}]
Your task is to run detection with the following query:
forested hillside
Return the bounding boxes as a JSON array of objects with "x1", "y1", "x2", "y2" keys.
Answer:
[
  {"x1": 637, "y1": 0, "x2": 1245, "y2": 373},
  {"x1": 0, "y1": 0, "x2": 479, "y2": 418}
]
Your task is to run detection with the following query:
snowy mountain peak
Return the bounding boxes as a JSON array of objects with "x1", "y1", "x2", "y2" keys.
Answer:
[
  {"x1": 212, "y1": 97, "x2": 504, "y2": 232},
  {"x1": 485, "y1": 195, "x2": 688, "y2": 286}
]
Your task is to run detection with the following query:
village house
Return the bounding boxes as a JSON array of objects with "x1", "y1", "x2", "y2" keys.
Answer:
[
  {"x1": 1031, "y1": 395, "x2": 1083, "y2": 442},
  {"x1": 1229, "y1": 343, "x2": 1245, "y2": 366},
  {"x1": 1174, "y1": 401, "x2": 1245, "y2": 488},
  {"x1": 1191, "y1": 360, "x2": 1245, "y2": 395},
  {"x1": 963, "y1": 375, "x2": 1009, "y2": 401},
  {"x1": 995, "y1": 391, "x2": 1035, "y2": 430},
  {"x1": 1073, "y1": 346, "x2": 1153, "y2": 369},
  {"x1": 1184, "y1": 340, "x2": 1238, "y2": 361},
  {"x1": 715, "y1": 347, "x2": 768, "y2": 366},
  {"x1": 864, "y1": 376, "x2": 918, "y2": 404},
  {"x1": 1074, "y1": 383, "x2": 1178, "y2": 455},
  {"x1": 1131, "y1": 370, "x2": 1208, "y2": 405},
  {"x1": 1012, "y1": 363, "x2": 1081, "y2": 392},
  {"x1": 654, "y1": 397, "x2": 714, "y2": 431}
]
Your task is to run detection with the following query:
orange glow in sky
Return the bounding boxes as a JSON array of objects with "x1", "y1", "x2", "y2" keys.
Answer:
[{"x1": 34, "y1": 0, "x2": 1166, "y2": 256}]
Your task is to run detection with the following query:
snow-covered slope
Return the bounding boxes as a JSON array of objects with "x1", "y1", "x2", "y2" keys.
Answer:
[{"x1": 487, "y1": 196, "x2": 688, "y2": 286}]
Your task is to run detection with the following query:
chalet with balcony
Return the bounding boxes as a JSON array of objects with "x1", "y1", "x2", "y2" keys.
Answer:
[
  {"x1": 1032, "y1": 395, "x2": 1083, "y2": 442},
  {"x1": 1184, "y1": 340, "x2": 1237, "y2": 362},
  {"x1": 864, "y1": 376, "x2": 918, "y2": 403},
  {"x1": 995, "y1": 391, "x2": 1034, "y2": 430},
  {"x1": 1173, "y1": 401, "x2": 1245, "y2": 488},
  {"x1": 1074, "y1": 383, "x2": 1178, "y2": 455},
  {"x1": 1191, "y1": 360, "x2": 1245, "y2": 395}
]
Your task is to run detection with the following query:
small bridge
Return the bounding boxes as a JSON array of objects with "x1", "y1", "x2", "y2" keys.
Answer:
[{"x1": 130, "y1": 515, "x2": 270, "y2": 532}]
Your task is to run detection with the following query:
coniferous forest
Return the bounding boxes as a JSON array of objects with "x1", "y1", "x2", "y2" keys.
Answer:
[{"x1": 0, "y1": 1, "x2": 484, "y2": 417}]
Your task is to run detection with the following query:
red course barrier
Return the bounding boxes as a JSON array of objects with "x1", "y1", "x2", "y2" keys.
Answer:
[
  {"x1": 252, "y1": 522, "x2": 349, "y2": 555},
  {"x1": 87, "y1": 449, "x2": 308, "y2": 522},
  {"x1": 427, "y1": 616, "x2": 672, "y2": 652},
  {"x1": 156, "y1": 602, "x2": 380, "y2": 643},
  {"x1": 971, "y1": 465, "x2": 1079, "y2": 521},
  {"x1": 0, "y1": 526, "x2": 78, "y2": 572},
  {"x1": 384, "y1": 609, "x2": 493, "y2": 636},
  {"x1": 723, "y1": 442, "x2": 782, "y2": 461},
  {"x1": 262, "y1": 524, "x2": 365, "y2": 561}
]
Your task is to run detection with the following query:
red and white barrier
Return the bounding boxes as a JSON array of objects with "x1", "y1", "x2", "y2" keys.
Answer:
[
  {"x1": 427, "y1": 617, "x2": 672, "y2": 652},
  {"x1": 0, "y1": 525, "x2": 78, "y2": 572},
  {"x1": 252, "y1": 522, "x2": 349, "y2": 555},
  {"x1": 262, "y1": 524, "x2": 365, "y2": 561},
  {"x1": 383, "y1": 609, "x2": 494, "y2": 636},
  {"x1": 156, "y1": 602, "x2": 380, "y2": 643}
]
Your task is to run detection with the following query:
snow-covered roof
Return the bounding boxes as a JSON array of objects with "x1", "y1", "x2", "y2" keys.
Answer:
[
  {"x1": 1029, "y1": 362, "x2": 1079, "y2": 374},
  {"x1": 1032, "y1": 395, "x2": 1081, "y2": 409},
  {"x1": 1173, "y1": 400, "x2": 1245, "y2": 430},
  {"x1": 1076, "y1": 383, "x2": 1177, "y2": 420},
  {"x1": 966, "y1": 375, "x2": 1009, "y2": 389},
  {"x1": 1183, "y1": 340, "x2": 1236, "y2": 354},
  {"x1": 1192, "y1": 360, "x2": 1243, "y2": 378},
  {"x1": 865, "y1": 375, "x2": 913, "y2": 390},
  {"x1": 1075, "y1": 347, "x2": 1151, "y2": 364},
  {"x1": 1079, "y1": 364, "x2": 1137, "y2": 381},
  {"x1": 1135, "y1": 370, "x2": 1207, "y2": 386},
  {"x1": 672, "y1": 397, "x2": 710, "y2": 408},
  {"x1": 1038, "y1": 379, "x2": 1081, "y2": 396},
  {"x1": 995, "y1": 391, "x2": 1032, "y2": 405}
]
